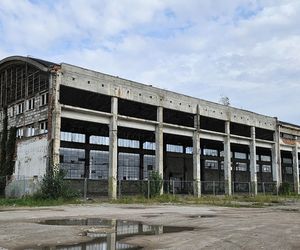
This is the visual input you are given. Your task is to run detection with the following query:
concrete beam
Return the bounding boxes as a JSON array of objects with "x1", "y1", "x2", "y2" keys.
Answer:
[
  {"x1": 163, "y1": 125, "x2": 194, "y2": 137},
  {"x1": 61, "y1": 105, "x2": 110, "y2": 125},
  {"x1": 199, "y1": 130, "x2": 224, "y2": 142},
  {"x1": 108, "y1": 97, "x2": 118, "y2": 199},
  {"x1": 230, "y1": 137, "x2": 250, "y2": 146},
  {"x1": 118, "y1": 116, "x2": 156, "y2": 131},
  {"x1": 250, "y1": 127, "x2": 257, "y2": 195}
]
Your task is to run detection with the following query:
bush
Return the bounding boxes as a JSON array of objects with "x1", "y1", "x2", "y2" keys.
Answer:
[
  {"x1": 148, "y1": 171, "x2": 163, "y2": 198},
  {"x1": 35, "y1": 169, "x2": 78, "y2": 199},
  {"x1": 279, "y1": 182, "x2": 293, "y2": 195}
]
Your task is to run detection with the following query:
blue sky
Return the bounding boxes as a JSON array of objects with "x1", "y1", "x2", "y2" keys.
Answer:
[{"x1": 0, "y1": 0, "x2": 299, "y2": 124}]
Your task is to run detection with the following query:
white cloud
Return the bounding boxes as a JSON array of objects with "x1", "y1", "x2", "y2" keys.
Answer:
[{"x1": 0, "y1": 0, "x2": 299, "y2": 124}]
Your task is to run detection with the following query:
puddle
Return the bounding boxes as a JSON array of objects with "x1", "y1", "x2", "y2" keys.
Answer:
[
  {"x1": 29, "y1": 218, "x2": 195, "y2": 249},
  {"x1": 188, "y1": 214, "x2": 216, "y2": 218}
]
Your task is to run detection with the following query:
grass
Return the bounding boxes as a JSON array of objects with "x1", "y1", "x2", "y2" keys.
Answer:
[
  {"x1": 0, "y1": 194, "x2": 300, "y2": 208},
  {"x1": 111, "y1": 194, "x2": 300, "y2": 208}
]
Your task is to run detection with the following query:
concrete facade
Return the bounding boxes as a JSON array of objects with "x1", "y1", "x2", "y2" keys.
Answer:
[{"x1": 0, "y1": 56, "x2": 299, "y2": 197}]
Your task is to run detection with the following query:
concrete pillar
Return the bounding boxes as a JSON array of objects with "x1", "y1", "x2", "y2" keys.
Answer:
[
  {"x1": 155, "y1": 106, "x2": 163, "y2": 195},
  {"x1": 224, "y1": 121, "x2": 232, "y2": 195},
  {"x1": 292, "y1": 140, "x2": 299, "y2": 194},
  {"x1": 193, "y1": 107, "x2": 201, "y2": 197},
  {"x1": 50, "y1": 71, "x2": 61, "y2": 173},
  {"x1": 249, "y1": 126, "x2": 257, "y2": 195},
  {"x1": 272, "y1": 128, "x2": 280, "y2": 191},
  {"x1": 108, "y1": 97, "x2": 118, "y2": 199}
]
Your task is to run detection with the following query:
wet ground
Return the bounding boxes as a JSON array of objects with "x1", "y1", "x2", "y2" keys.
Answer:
[{"x1": 0, "y1": 202, "x2": 300, "y2": 249}]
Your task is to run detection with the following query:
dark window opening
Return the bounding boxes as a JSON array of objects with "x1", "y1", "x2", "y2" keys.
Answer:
[
  {"x1": 60, "y1": 85, "x2": 111, "y2": 113},
  {"x1": 200, "y1": 116, "x2": 225, "y2": 133},
  {"x1": 118, "y1": 99, "x2": 157, "y2": 121},
  {"x1": 230, "y1": 122, "x2": 250, "y2": 137},
  {"x1": 163, "y1": 108, "x2": 194, "y2": 127},
  {"x1": 256, "y1": 128, "x2": 274, "y2": 141}
]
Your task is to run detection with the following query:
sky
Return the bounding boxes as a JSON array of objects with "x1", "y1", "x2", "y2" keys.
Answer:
[{"x1": 0, "y1": 0, "x2": 299, "y2": 124}]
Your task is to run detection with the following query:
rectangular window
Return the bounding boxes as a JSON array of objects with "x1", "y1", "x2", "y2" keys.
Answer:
[
  {"x1": 39, "y1": 121, "x2": 48, "y2": 134},
  {"x1": 262, "y1": 165, "x2": 271, "y2": 173},
  {"x1": 204, "y1": 160, "x2": 218, "y2": 170},
  {"x1": 282, "y1": 158, "x2": 292, "y2": 164},
  {"x1": 235, "y1": 162, "x2": 247, "y2": 171},
  {"x1": 8, "y1": 106, "x2": 14, "y2": 117},
  {"x1": 118, "y1": 138, "x2": 139, "y2": 148},
  {"x1": 26, "y1": 124, "x2": 35, "y2": 137},
  {"x1": 16, "y1": 127, "x2": 24, "y2": 138},
  {"x1": 203, "y1": 148, "x2": 218, "y2": 156},
  {"x1": 16, "y1": 102, "x2": 24, "y2": 115},
  {"x1": 261, "y1": 155, "x2": 271, "y2": 162},
  {"x1": 40, "y1": 92, "x2": 49, "y2": 106},
  {"x1": 90, "y1": 135, "x2": 109, "y2": 145},
  {"x1": 234, "y1": 152, "x2": 247, "y2": 160},
  {"x1": 60, "y1": 131, "x2": 85, "y2": 143},
  {"x1": 166, "y1": 144, "x2": 183, "y2": 153},
  {"x1": 26, "y1": 98, "x2": 35, "y2": 110}
]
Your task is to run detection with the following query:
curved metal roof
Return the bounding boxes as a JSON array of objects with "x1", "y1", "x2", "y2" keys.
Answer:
[{"x1": 0, "y1": 55, "x2": 59, "y2": 72}]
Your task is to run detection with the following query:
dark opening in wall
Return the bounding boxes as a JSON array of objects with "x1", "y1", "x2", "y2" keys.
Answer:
[
  {"x1": 200, "y1": 116, "x2": 225, "y2": 133},
  {"x1": 61, "y1": 118, "x2": 109, "y2": 136},
  {"x1": 230, "y1": 122, "x2": 251, "y2": 137},
  {"x1": 163, "y1": 108, "x2": 194, "y2": 127},
  {"x1": 164, "y1": 133, "x2": 193, "y2": 148},
  {"x1": 256, "y1": 128, "x2": 274, "y2": 141},
  {"x1": 60, "y1": 85, "x2": 111, "y2": 113},
  {"x1": 118, "y1": 126, "x2": 155, "y2": 142},
  {"x1": 118, "y1": 99, "x2": 157, "y2": 121}
]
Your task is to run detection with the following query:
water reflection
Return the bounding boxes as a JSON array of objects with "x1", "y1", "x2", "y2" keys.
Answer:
[{"x1": 31, "y1": 218, "x2": 194, "y2": 250}]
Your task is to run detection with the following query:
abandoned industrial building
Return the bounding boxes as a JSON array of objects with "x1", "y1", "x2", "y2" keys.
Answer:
[{"x1": 0, "y1": 55, "x2": 299, "y2": 198}]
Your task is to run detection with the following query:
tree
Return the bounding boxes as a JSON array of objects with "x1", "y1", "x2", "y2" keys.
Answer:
[{"x1": 219, "y1": 95, "x2": 230, "y2": 106}]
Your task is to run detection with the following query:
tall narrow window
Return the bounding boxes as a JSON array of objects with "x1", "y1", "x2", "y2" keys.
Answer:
[{"x1": 40, "y1": 92, "x2": 48, "y2": 106}]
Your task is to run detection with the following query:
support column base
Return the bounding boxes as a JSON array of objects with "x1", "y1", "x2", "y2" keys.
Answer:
[
  {"x1": 224, "y1": 179, "x2": 232, "y2": 196},
  {"x1": 193, "y1": 180, "x2": 201, "y2": 198},
  {"x1": 108, "y1": 176, "x2": 117, "y2": 199},
  {"x1": 251, "y1": 181, "x2": 257, "y2": 196}
]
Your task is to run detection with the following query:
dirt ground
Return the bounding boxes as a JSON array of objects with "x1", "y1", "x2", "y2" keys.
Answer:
[{"x1": 0, "y1": 202, "x2": 300, "y2": 250}]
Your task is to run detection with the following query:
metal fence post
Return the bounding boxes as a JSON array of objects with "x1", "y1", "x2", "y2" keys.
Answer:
[
  {"x1": 262, "y1": 182, "x2": 265, "y2": 195},
  {"x1": 213, "y1": 181, "x2": 215, "y2": 196},
  {"x1": 83, "y1": 178, "x2": 87, "y2": 200},
  {"x1": 118, "y1": 180, "x2": 121, "y2": 198},
  {"x1": 248, "y1": 182, "x2": 251, "y2": 196},
  {"x1": 147, "y1": 180, "x2": 150, "y2": 199},
  {"x1": 172, "y1": 180, "x2": 175, "y2": 196},
  {"x1": 232, "y1": 182, "x2": 234, "y2": 196}
]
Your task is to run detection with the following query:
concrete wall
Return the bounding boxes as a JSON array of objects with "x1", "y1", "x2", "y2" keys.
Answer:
[{"x1": 14, "y1": 135, "x2": 48, "y2": 177}]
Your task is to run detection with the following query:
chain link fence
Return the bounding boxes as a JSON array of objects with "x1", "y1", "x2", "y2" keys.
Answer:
[{"x1": 0, "y1": 176, "x2": 283, "y2": 198}]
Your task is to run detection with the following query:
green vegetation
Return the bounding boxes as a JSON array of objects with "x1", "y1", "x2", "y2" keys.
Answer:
[
  {"x1": 144, "y1": 171, "x2": 163, "y2": 198},
  {"x1": 112, "y1": 194, "x2": 300, "y2": 208},
  {"x1": 279, "y1": 182, "x2": 293, "y2": 195},
  {"x1": 34, "y1": 169, "x2": 79, "y2": 199}
]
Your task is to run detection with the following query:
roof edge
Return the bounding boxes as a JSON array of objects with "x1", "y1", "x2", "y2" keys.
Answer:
[{"x1": 0, "y1": 56, "x2": 57, "y2": 72}]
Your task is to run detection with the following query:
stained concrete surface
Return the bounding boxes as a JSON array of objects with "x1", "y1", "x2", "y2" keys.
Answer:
[{"x1": 0, "y1": 203, "x2": 300, "y2": 249}]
